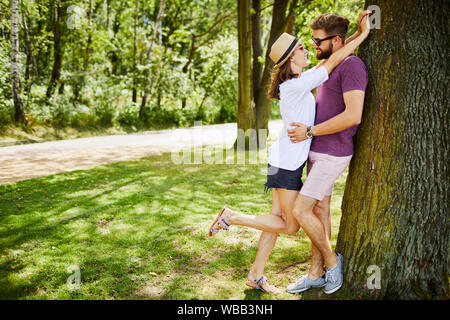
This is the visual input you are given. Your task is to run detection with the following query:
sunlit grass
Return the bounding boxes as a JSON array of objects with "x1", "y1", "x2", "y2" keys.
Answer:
[{"x1": 0, "y1": 150, "x2": 349, "y2": 300}]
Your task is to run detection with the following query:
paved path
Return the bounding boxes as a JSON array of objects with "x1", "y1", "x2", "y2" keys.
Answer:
[{"x1": 0, "y1": 120, "x2": 283, "y2": 185}]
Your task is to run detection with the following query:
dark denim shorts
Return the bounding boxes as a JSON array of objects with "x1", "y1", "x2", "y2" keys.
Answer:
[{"x1": 264, "y1": 162, "x2": 306, "y2": 193}]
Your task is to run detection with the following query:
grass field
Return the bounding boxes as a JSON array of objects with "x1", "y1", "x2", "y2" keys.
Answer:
[{"x1": 0, "y1": 149, "x2": 350, "y2": 300}]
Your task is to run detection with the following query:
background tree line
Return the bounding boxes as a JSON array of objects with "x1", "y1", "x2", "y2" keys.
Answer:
[{"x1": 0, "y1": 0, "x2": 362, "y2": 133}]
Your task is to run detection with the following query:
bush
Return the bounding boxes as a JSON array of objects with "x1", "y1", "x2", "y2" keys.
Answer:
[
  {"x1": 115, "y1": 102, "x2": 140, "y2": 127},
  {"x1": 93, "y1": 102, "x2": 114, "y2": 127},
  {"x1": 0, "y1": 100, "x2": 13, "y2": 128}
]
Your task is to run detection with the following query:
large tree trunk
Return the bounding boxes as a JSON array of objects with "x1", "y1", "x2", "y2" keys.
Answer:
[
  {"x1": 11, "y1": 0, "x2": 27, "y2": 125},
  {"x1": 336, "y1": 0, "x2": 449, "y2": 299},
  {"x1": 235, "y1": 0, "x2": 255, "y2": 150}
]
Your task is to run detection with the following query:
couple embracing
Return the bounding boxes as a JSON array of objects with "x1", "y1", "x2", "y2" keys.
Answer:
[{"x1": 209, "y1": 11, "x2": 371, "y2": 295}]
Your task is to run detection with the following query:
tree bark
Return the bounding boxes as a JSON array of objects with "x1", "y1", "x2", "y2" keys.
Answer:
[
  {"x1": 336, "y1": 0, "x2": 449, "y2": 299},
  {"x1": 11, "y1": 0, "x2": 27, "y2": 125},
  {"x1": 236, "y1": 0, "x2": 255, "y2": 150},
  {"x1": 46, "y1": 0, "x2": 64, "y2": 99}
]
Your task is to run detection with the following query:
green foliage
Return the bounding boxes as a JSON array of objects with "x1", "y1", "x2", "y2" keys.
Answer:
[
  {"x1": 0, "y1": 0, "x2": 365, "y2": 131},
  {"x1": 0, "y1": 40, "x2": 13, "y2": 127},
  {"x1": 115, "y1": 102, "x2": 140, "y2": 128}
]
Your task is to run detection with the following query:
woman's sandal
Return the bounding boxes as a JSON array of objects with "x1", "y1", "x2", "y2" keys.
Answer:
[
  {"x1": 245, "y1": 280, "x2": 258, "y2": 289},
  {"x1": 209, "y1": 206, "x2": 230, "y2": 237},
  {"x1": 246, "y1": 276, "x2": 281, "y2": 295}
]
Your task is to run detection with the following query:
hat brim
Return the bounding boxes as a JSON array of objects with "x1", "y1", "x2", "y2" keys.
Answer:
[{"x1": 273, "y1": 41, "x2": 302, "y2": 69}]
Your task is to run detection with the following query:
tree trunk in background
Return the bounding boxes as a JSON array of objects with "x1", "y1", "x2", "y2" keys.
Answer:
[
  {"x1": 132, "y1": 0, "x2": 140, "y2": 103},
  {"x1": 73, "y1": 0, "x2": 93, "y2": 102},
  {"x1": 11, "y1": 0, "x2": 27, "y2": 125},
  {"x1": 84, "y1": 0, "x2": 93, "y2": 70},
  {"x1": 236, "y1": 0, "x2": 255, "y2": 150},
  {"x1": 46, "y1": 0, "x2": 64, "y2": 99},
  {"x1": 284, "y1": 0, "x2": 299, "y2": 34},
  {"x1": 251, "y1": 0, "x2": 262, "y2": 101},
  {"x1": 253, "y1": 0, "x2": 295, "y2": 148},
  {"x1": 22, "y1": 9, "x2": 35, "y2": 100},
  {"x1": 336, "y1": 0, "x2": 449, "y2": 299},
  {"x1": 140, "y1": 0, "x2": 166, "y2": 120},
  {"x1": 110, "y1": 1, "x2": 124, "y2": 75}
]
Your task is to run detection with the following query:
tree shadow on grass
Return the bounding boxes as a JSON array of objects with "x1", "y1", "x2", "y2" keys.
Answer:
[{"x1": 0, "y1": 152, "x2": 273, "y2": 299}]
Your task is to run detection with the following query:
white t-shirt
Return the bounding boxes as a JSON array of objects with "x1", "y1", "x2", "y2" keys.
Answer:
[{"x1": 268, "y1": 65, "x2": 329, "y2": 170}]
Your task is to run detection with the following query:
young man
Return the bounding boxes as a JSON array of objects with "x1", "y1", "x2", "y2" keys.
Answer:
[{"x1": 286, "y1": 11, "x2": 370, "y2": 294}]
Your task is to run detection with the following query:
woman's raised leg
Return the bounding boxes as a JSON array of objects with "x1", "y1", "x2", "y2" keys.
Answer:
[{"x1": 217, "y1": 188, "x2": 301, "y2": 234}]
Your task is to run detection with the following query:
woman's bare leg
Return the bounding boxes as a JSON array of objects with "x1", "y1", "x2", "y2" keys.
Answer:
[
  {"x1": 248, "y1": 189, "x2": 282, "y2": 283},
  {"x1": 221, "y1": 188, "x2": 300, "y2": 234},
  {"x1": 245, "y1": 189, "x2": 301, "y2": 293}
]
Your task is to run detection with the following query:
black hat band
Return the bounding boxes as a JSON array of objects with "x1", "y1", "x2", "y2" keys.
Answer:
[{"x1": 276, "y1": 38, "x2": 299, "y2": 65}]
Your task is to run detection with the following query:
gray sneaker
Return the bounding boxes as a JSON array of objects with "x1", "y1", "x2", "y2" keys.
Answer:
[
  {"x1": 286, "y1": 274, "x2": 326, "y2": 293},
  {"x1": 324, "y1": 253, "x2": 344, "y2": 294}
]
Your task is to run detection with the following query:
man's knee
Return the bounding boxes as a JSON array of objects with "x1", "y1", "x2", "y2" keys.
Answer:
[
  {"x1": 313, "y1": 204, "x2": 329, "y2": 218},
  {"x1": 313, "y1": 197, "x2": 331, "y2": 218},
  {"x1": 292, "y1": 206, "x2": 304, "y2": 224},
  {"x1": 293, "y1": 196, "x2": 317, "y2": 225}
]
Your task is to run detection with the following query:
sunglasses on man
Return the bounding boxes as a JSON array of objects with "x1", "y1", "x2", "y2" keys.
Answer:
[{"x1": 311, "y1": 34, "x2": 340, "y2": 46}]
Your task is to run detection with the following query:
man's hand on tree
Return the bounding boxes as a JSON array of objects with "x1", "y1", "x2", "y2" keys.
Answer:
[{"x1": 357, "y1": 10, "x2": 371, "y2": 33}]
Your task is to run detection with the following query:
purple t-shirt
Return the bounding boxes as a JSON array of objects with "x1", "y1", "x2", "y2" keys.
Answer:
[{"x1": 310, "y1": 54, "x2": 368, "y2": 156}]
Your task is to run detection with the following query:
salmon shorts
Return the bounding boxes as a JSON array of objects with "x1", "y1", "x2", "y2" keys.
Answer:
[{"x1": 299, "y1": 151, "x2": 353, "y2": 201}]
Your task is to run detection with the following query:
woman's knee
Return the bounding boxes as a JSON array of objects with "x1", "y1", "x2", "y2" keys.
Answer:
[
  {"x1": 270, "y1": 211, "x2": 298, "y2": 234},
  {"x1": 285, "y1": 224, "x2": 300, "y2": 235}
]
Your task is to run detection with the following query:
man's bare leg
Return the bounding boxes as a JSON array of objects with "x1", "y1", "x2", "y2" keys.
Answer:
[
  {"x1": 293, "y1": 194, "x2": 337, "y2": 269},
  {"x1": 308, "y1": 196, "x2": 332, "y2": 279}
]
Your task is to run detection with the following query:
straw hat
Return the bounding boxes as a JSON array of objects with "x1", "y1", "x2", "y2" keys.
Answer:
[{"x1": 269, "y1": 33, "x2": 301, "y2": 69}]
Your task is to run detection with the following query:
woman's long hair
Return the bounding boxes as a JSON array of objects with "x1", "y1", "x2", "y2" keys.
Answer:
[{"x1": 267, "y1": 59, "x2": 298, "y2": 100}]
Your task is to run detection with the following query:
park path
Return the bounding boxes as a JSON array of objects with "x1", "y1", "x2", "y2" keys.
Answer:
[{"x1": 0, "y1": 120, "x2": 283, "y2": 185}]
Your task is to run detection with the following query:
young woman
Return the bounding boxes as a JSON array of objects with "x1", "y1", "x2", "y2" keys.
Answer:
[{"x1": 209, "y1": 15, "x2": 370, "y2": 294}]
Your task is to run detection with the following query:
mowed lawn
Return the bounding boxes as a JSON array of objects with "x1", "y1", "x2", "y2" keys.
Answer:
[{"x1": 0, "y1": 149, "x2": 349, "y2": 300}]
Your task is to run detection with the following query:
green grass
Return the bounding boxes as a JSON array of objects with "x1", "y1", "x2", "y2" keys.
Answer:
[{"x1": 0, "y1": 149, "x2": 351, "y2": 300}]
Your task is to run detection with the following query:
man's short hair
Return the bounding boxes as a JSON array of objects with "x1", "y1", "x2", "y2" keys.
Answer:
[{"x1": 310, "y1": 13, "x2": 350, "y2": 43}]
